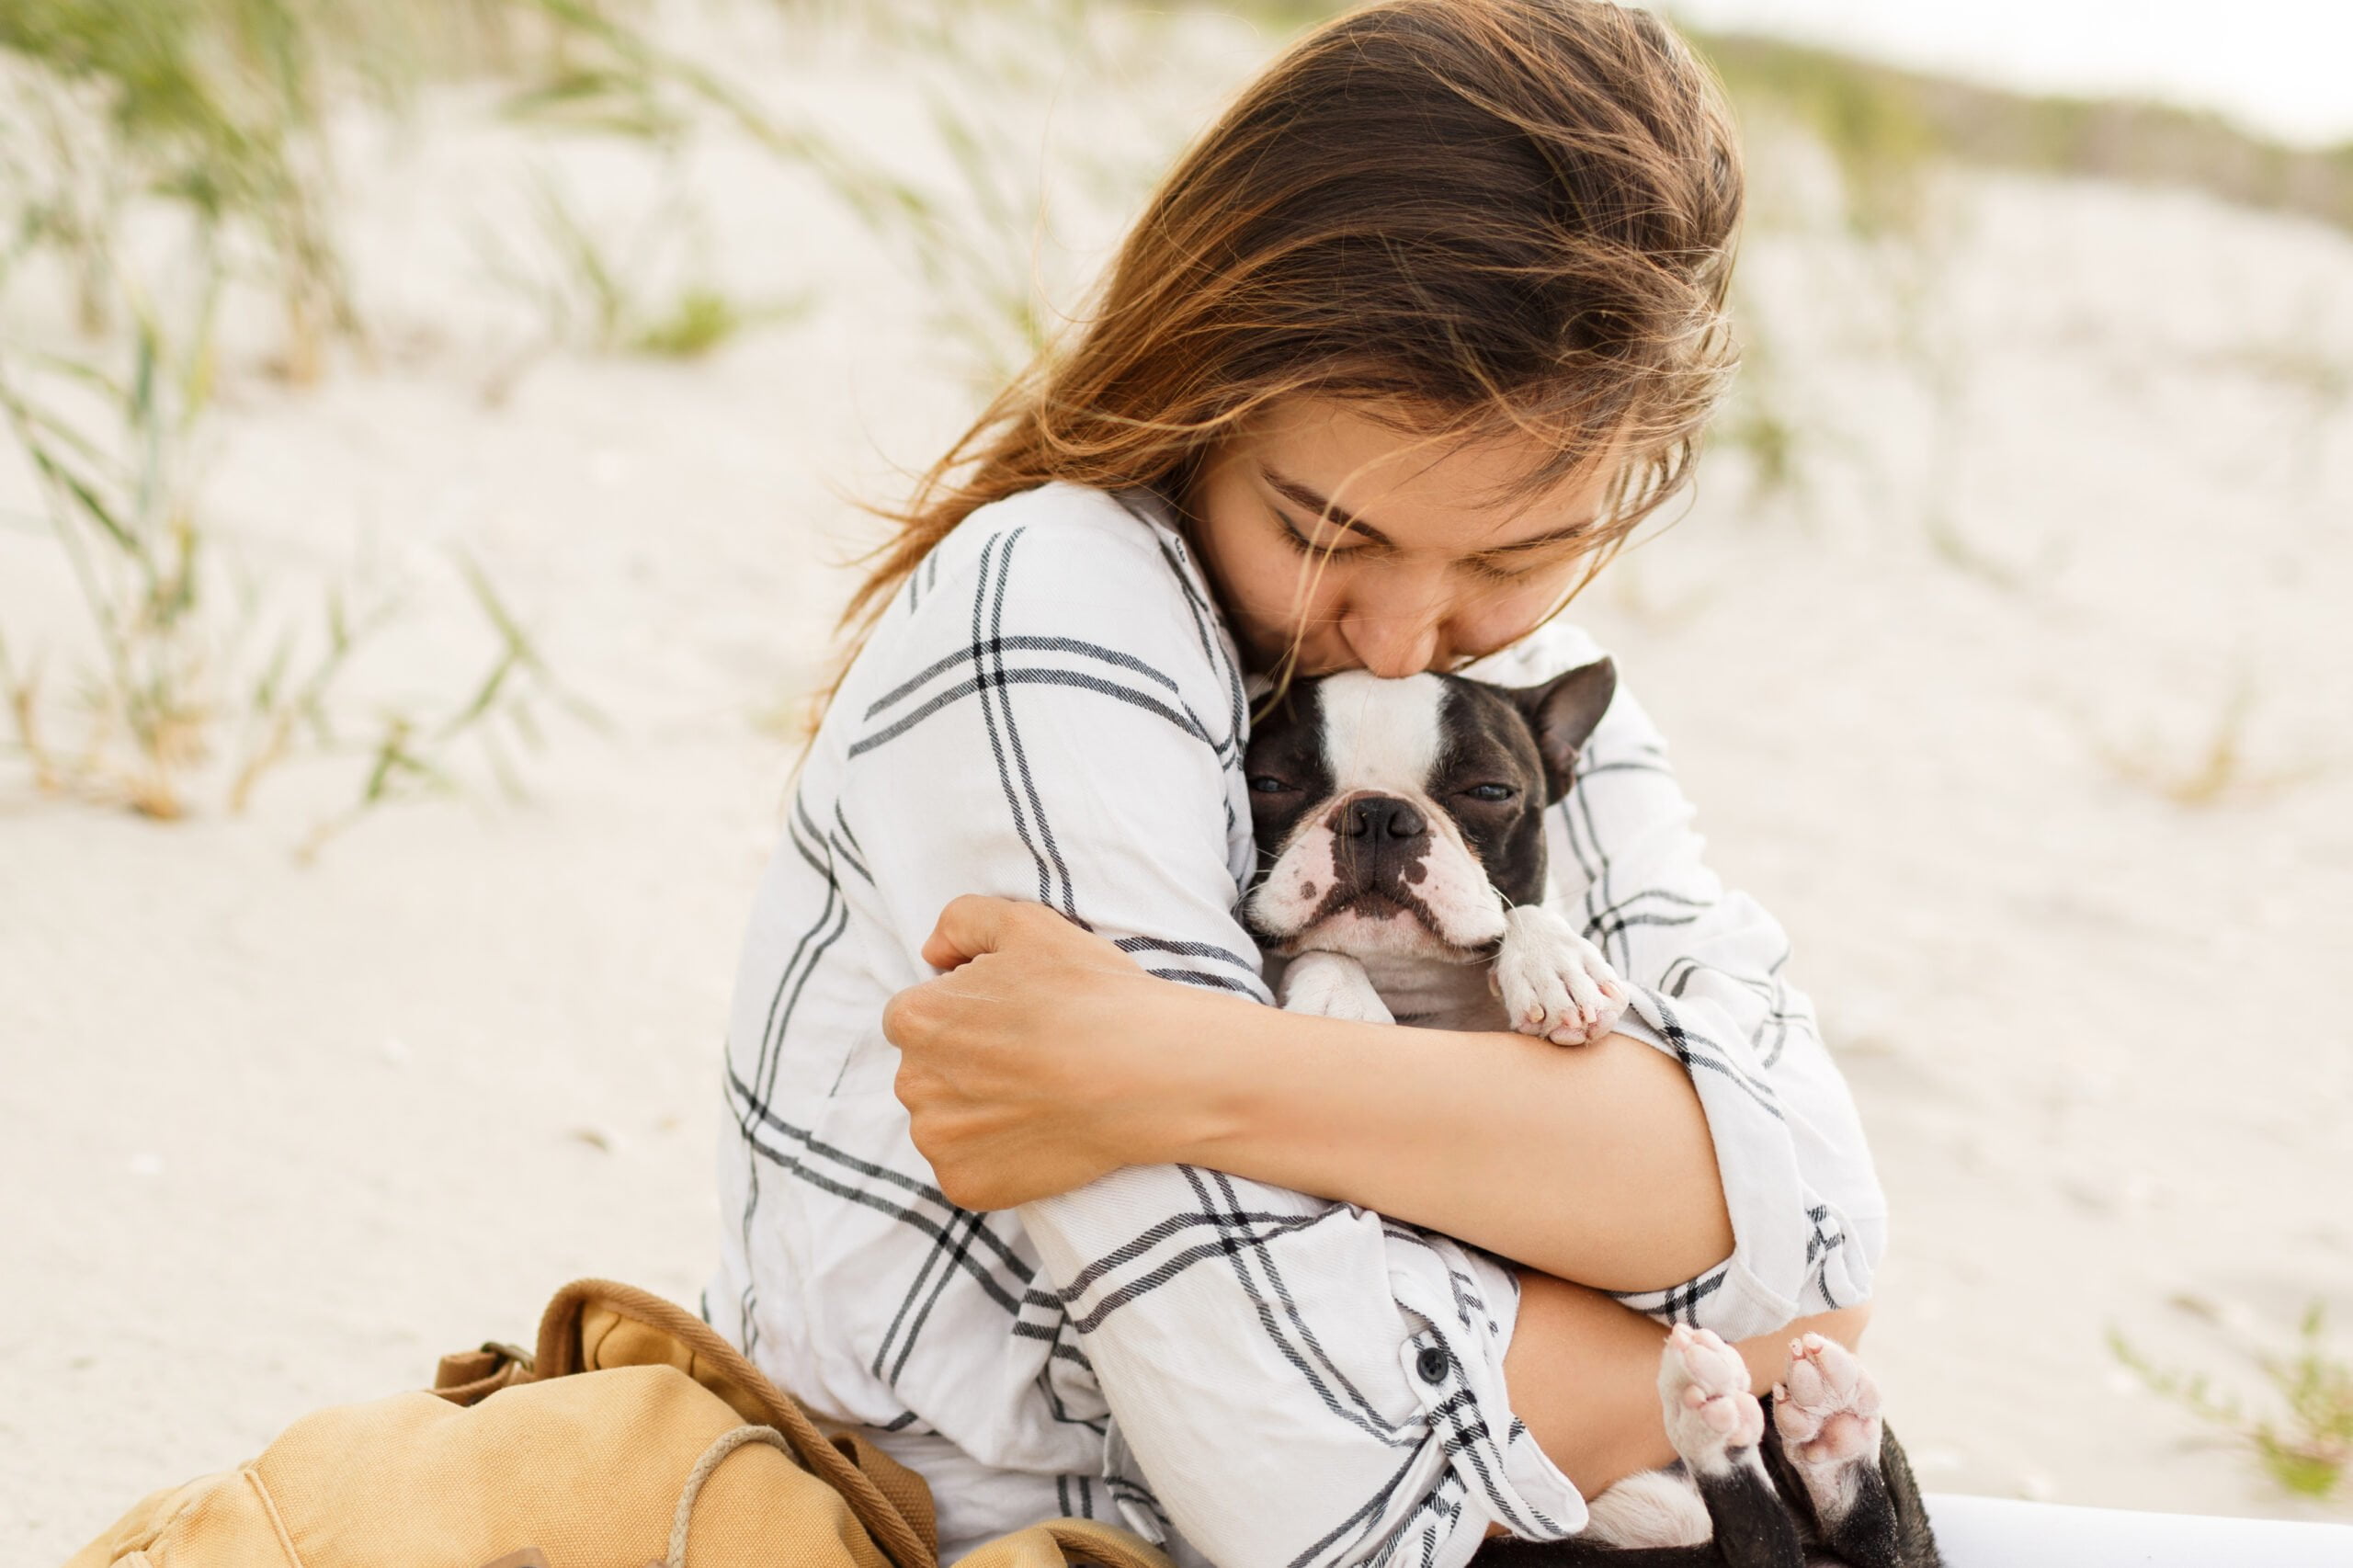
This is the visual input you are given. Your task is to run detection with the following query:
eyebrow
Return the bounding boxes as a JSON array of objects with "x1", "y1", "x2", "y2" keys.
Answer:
[
  {"x1": 1263, "y1": 467, "x2": 1393, "y2": 545},
  {"x1": 1260, "y1": 464, "x2": 1597, "y2": 557}
]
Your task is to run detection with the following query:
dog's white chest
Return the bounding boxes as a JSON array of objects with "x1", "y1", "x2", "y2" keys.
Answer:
[{"x1": 1352, "y1": 953, "x2": 1504, "y2": 1030}]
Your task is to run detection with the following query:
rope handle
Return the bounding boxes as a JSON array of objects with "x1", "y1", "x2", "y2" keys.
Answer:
[{"x1": 664, "y1": 1424, "x2": 792, "y2": 1568}]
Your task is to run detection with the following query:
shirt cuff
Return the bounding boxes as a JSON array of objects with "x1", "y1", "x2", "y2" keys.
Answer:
[{"x1": 1387, "y1": 1232, "x2": 1587, "y2": 1563}]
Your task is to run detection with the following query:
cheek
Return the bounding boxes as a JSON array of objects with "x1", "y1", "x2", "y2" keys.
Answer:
[
  {"x1": 1450, "y1": 578, "x2": 1572, "y2": 650},
  {"x1": 1206, "y1": 529, "x2": 1347, "y2": 650}
]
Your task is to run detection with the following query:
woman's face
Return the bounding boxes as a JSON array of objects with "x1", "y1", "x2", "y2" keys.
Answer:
[{"x1": 1179, "y1": 394, "x2": 1620, "y2": 678}]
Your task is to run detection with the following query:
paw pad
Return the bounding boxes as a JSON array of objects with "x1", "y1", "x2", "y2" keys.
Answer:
[
  {"x1": 1771, "y1": 1333, "x2": 1883, "y2": 1471},
  {"x1": 1659, "y1": 1324, "x2": 1763, "y2": 1468}
]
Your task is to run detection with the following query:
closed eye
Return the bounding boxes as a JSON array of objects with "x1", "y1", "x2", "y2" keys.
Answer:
[
  {"x1": 1461, "y1": 554, "x2": 1541, "y2": 585},
  {"x1": 1272, "y1": 504, "x2": 1372, "y2": 558},
  {"x1": 1461, "y1": 782, "x2": 1517, "y2": 801},
  {"x1": 1249, "y1": 776, "x2": 1299, "y2": 794}
]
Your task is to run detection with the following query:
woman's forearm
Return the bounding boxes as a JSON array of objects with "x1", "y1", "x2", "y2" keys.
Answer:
[
  {"x1": 889, "y1": 898, "x2": 1732, "y2": 1289},
  {"x1": 1166, "y1": 988, "x2": 1733, "y2": 1291}
]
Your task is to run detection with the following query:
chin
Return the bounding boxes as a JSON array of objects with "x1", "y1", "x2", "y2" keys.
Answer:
[{"x1": 1282, "y1": 902, "x2": 1476, "y2": 962}]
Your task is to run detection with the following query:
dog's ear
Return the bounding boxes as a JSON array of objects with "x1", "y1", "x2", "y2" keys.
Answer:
[{"x1": 1510, "y1": 657, "x2": 1617, "y2": 805}]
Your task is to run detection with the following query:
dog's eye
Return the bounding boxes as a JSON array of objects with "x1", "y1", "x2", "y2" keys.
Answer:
[
  {"x1": 1462, "y1": 783, "x2": 1518, "y2": 802},
  {"x1": 1248, "y1": 776, "x2": 1296, "y2": 795}
]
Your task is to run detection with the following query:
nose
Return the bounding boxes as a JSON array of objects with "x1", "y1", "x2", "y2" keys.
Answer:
[
  {"x1": 1341, "y1": 567, "x2": 1450, "y2": 677},
  {"x1": 1336, "y1": 795, "x2": 1427, "y2": 843}
]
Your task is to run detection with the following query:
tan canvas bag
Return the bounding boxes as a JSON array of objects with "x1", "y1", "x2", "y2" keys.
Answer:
[{"x1": 67, "y1": 1278, "x2": 1174, "y2": 1568}]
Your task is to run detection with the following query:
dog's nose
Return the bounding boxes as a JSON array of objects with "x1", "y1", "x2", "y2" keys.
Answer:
[{"x1": 1339, "y1": 795, "x2": 1427, "y2": 842}]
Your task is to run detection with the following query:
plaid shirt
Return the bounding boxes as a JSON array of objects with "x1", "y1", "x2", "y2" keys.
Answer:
[{"x1": 706, "y1": 481, "x2": 1886, "y2": 1567}]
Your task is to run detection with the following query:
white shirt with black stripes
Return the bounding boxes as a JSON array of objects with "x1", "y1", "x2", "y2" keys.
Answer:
[{"x1": 705, "y1": 479, "x2": 1887, "y2": 1568}]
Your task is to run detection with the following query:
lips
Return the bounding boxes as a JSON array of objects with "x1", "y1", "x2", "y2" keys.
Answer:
[
  {"x1": 1295, "y1": 882, "x2": 1441, "y2": 940},
  {"x1": 1328, "y1": 887, "x2": 1421, "y2": 921}
]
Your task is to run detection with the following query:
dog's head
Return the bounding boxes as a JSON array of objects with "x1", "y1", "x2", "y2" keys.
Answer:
[{"x1": 1241, "y1": 659, "x2": 1617, "y2": 960}]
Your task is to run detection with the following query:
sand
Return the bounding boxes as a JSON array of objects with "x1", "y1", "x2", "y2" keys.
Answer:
[{"x1": 3, "y1": 6, "x2": 2348, "y2": 1560}]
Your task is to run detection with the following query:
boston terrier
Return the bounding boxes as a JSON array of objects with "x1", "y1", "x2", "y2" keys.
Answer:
[{"x1": 1241, "y1": 663, "x2": 1941, "y2": 1568}]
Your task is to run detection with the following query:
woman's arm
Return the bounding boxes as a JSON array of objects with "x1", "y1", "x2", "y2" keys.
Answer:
[
  {"x1": 897, "y1": 896, "x2": 1731, "y2": 1290},
  {"x1": 899, "y1": 634, "x2": 1890, "y2": 1343},
  {"x1": 896, "y1": 907, "x2": 1866, "y2": 1515},
  {"x1": 1205, "y1": 1011, "x2": 1733, "y2": 1290}
]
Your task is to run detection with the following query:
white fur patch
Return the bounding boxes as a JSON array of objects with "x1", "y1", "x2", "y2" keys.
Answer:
[
  {"x1": 1316, "y1": 672, "x2": 1445, "y2": 798},
  {"x1": 1773, "y1": 1331, "x2": 1885, "y2": 1526},
  {"x1": 1660, "y1": 1324, "x2": 1765, "y2": 1479},
  {"x1": 1583, "y1": 1469, "x2": 1713, "y2": 1550},
  {"x1": 1491, "y1": 904, "x2": 1629, "y2": 1045},
  {"x1": 1277, "y1": 951, "x2": 1395, "y2": 1024}
]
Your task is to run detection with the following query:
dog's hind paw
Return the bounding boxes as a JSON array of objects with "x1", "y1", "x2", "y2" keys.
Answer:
[
  {"x1": 1491, "y1": 904, "x2": 1630, "y2": 1046},
  {"x1": 1770, "y1": 1333, "x2": 1891, "y2": 1537},
  {"x1": 1771, "y1": 1332, "x2": 1882, "y2": 1473},
  {"x1": 1659, "y1": 1324, "x2": 1763, "y2": 1475}
]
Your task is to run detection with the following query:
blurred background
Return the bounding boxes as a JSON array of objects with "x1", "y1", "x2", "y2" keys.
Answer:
[{"x1": 2, "y1": 0, "x2": 2347, "y2": 1557}]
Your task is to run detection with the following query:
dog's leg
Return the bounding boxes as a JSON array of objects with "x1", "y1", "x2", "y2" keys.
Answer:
[
  {"x1": 1279, "y1": 950, "x2": 1395, "y2": 1024},
  {"x1": 1491, "y1": 903, "x2": 1630, "y2": 1046},
  {"x1": 1659, "y1": 1325, "x2": 1802, "y2": 1568},
  {"x1": 1768, "y1": 1333, "x2": 1935, "y2": 1567}
]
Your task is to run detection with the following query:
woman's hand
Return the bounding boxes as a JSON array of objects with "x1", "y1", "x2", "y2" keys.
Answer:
[{"x1": 882, "y1": 895, "x2": 1225, "y2": 1210}]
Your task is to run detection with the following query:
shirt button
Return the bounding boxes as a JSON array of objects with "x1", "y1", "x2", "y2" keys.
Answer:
[{"x1": 1415, "y1": 1346, "x2": 1449, "y2": 1385}]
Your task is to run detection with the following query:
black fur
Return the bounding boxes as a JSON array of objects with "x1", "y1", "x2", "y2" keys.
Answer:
[{"x1": 1243, "y1": 680, "x2": 1336, "y2": 888}]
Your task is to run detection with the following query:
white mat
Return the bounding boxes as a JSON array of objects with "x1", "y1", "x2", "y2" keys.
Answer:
[{"x1": 1923, "y1": 1493, "x2": 2353, "y2": 1566}]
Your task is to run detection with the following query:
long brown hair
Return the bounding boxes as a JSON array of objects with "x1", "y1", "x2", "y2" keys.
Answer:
[{"x1": 829, "y1": 0, "x2": 1742, "y2": 710}]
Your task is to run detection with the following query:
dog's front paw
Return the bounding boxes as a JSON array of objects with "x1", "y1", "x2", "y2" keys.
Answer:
[
  {"x1": 1491, "y1": 904, "x2": 1629, "y2": 1046},
  {"x1": 1279, "y1": 951, "x2": 1394, "y2": 1024},
  {"x1": 1659, "y1": 1324, "x2": 1763, "y2": 1475}
]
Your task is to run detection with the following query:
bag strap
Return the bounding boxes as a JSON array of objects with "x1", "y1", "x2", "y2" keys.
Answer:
[
  {"x1": 661, "y1": 1426, "x2": 792, "y2": 1568},
  {"x1": 433, "y1": 1341, "x2": 537, "y2": 1405},
  {"x1": 533, "y1": 1278, "x2": 939, "y2": 1568}
]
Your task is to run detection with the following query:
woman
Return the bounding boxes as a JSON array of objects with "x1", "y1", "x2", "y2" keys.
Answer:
[{"x1": 707, "y1": 5, "x2": 1883, "y2": 1565}]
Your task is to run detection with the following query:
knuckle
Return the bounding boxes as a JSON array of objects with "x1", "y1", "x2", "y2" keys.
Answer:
[
  {"x1": 902, "y1": 1109, "x2": 936, "y2": 1156},
  {"x1": 881, "y1": 985, "x2": 932, "y2": 1043}
]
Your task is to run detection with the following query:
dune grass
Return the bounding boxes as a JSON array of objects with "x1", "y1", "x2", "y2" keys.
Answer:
[
  {"x1": 1690, "y1": 28, "x2": 2353, "y2": 241},
  {"x1": 2090, "y1": 668, "x2": 2327, "y2": 810},
  {"x1": 472, "y1": 164, "x2": 811, "y2": 365},
  {"x1": 0, "y1": 0, "x2": 779, "y2": 375},
  {"x1": 2111, "y1": 1301, "x2": 2353, "y2": 1501},
  {"x1": 0, "y1": 279, "x2": 588, "y2": 835}
]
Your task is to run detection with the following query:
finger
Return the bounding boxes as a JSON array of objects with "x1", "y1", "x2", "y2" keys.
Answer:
[{"x1": 920, "y1": 893, "x2": 1025, "y2": 971}]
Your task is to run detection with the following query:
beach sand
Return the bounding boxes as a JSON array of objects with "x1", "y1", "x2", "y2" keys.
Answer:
[{"x1": 3, "y1": 7, "x2": 2348, "y2": 1558}]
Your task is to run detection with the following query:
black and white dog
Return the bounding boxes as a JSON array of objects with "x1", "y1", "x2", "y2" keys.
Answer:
[{"x1": 1240, "y1": 663, "x2": 1940, "y2": 1568}]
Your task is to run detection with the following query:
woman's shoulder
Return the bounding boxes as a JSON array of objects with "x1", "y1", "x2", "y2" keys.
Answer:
[
  {"x1": 836, "y1": 480, "x2": 1246, "y2": 744},
  {"x1": 920, "y1": 480, "x2": 1201, "y2": 600}
]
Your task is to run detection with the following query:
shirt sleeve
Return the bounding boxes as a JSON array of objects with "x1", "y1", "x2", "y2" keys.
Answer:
[
  {"x1": 1532, "y1": 653, "x2": 1889, "y2": 1339},
  {"x1": 845, "y1": 506, "x2": 1586, "y2": 1568}
]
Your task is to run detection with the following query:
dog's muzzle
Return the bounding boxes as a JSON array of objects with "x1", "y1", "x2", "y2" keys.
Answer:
[{"x1": 1331, "y1": 793, "x2": 1431, "y2": 892}]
